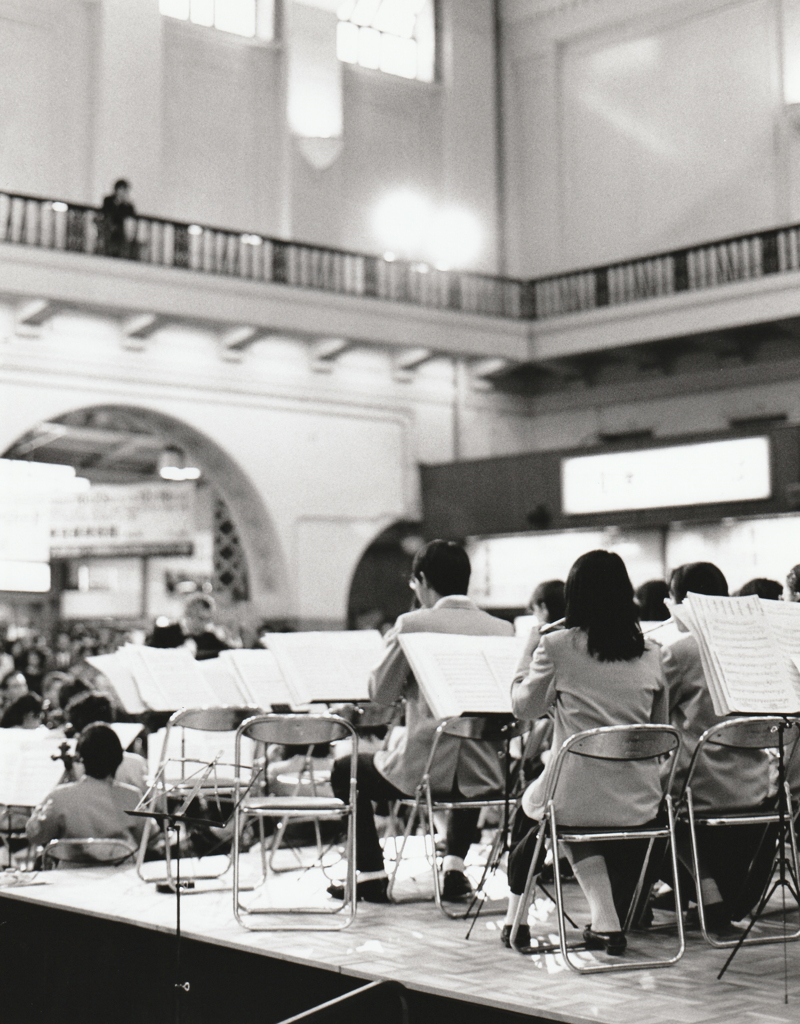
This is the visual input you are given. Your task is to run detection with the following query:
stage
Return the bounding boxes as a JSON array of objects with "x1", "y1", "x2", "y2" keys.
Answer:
[{"x1": 0, "y1": 842, "x2": 798, "y2": 1024}]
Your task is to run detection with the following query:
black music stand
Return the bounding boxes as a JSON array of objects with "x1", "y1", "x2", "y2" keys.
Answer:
[
  {"x1": 128, "y1": 757, "x2": 261, "y2": 1024},
  {"x1": 717, "y1": 715, "x2": 800, "y2": 989}
]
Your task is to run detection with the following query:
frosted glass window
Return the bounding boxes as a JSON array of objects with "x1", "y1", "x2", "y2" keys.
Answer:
[
  {"x1": 161, "y1": 0, "x2": 273, "y2": 40},
  {"x1": 337, "y1": 0, "x2": 434, "y2": 82}
]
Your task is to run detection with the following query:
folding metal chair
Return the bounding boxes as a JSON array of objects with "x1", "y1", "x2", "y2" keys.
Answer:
[
  {"x1": 511, "y1": 723, "x2": 685, "y2": 973},
  {"x1": 136, "y1": 705, "x2": 256, "y2": 891},
  {"x1": 679, "y1": 714, "x2": 800, "y2": 949},
  {"x1": 387, "y1": 713, "x2": 522, "y2": 918},
  {"x1": 232, "y1": 712, "x2": 358, "y2": 931},
  {"x1": 42, "y1": 837, "x2": 137, "y2": 869}
]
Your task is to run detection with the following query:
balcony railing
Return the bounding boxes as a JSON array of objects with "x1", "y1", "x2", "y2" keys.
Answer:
[
  {"x1": 0, "y1": 191, "x2": 530, "y2": 320},
  {"x1": 4, "y1": 189, "x2": 800, "y2": 322}
]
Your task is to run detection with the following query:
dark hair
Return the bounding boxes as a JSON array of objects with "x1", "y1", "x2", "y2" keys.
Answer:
[
  {"x1": 0, "y1": 691, "x2": 43, "y2": 728},
  {"x1": 1, "y1": 669, "x2": 27, "y2": 691},
  {"x1": 737, "y1": 577, "x2": 782, "y2": 600},
  {"x1": 77, "y1": 723, "x2": 123, "y2": 779},
  {"x1": 67, "y1": 692, "x2": 113, "y2": 734},
  {"x1": 530, "y1": 580, "x2": 566, "y2": 623},
  {"x1": 564, "y1": 550, "x2": 644, "y2": 662},
  {"x1": 114, "y1": 178, "x2": 129, "y2": 191},
  {"x1": 58, "y1": 677, "x2": 91, "y2": 711},
  {"x1": 785, "y1": 564, "x2": 800, "y2": 596},
  {"x1": 635, "y1": 579, "x2": 670, "y2": 621},
  {"x1": 411, "y1": 540, "x2": 470, "y2": 597},
  {"x1": 670, "y1": 562, "x2": 728, "y2": 604}
]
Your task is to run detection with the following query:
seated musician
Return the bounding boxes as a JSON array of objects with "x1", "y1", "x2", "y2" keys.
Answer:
[
  {"x1": 26, "y1": 723, "x2": 144, "y2": 856},
  {"x1": 64, "y1": 692, "x2": 147, "y2": 794},
  {"x1": 504, "y1": 551, "x2": 668, "y2": 956},
  {"x1": 0, "y1": 691, "x2": 44, "y2": 729},
  {"x1": 328, "y1": 539, "x2": 513, "y2": 903},
  {"x1": 660, "y1": 562, "x2": 774, "y2": 938}
]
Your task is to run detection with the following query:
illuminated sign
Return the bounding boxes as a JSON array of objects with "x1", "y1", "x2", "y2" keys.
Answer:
[{"x1": 561, "y1": 436, "x2": 771, "y2": 515}]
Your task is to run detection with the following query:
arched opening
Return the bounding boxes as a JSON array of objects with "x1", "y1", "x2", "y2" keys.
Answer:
[
  {"x1": 346, "y1": 522, "x2": 425, "y2": 632},
  {"x1": 1, "y1": 404, "x2": 288, "y2": 642}
]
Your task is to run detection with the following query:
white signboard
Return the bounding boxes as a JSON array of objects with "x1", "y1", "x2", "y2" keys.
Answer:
[
  {"x1": 50, "y1": 481, "x2": 195, "y2": 554},
  {"x1": 0, "y1": 459, "x2": 81, "y2": 592},
  {"x1": 561, "y1": 436, "x2": 771, "y2": 515}
]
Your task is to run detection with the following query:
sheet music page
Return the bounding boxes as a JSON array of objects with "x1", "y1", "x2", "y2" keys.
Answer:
[
  {"x1": 122, "y1": 645, "x2": 217, "y2": 711},
  {"x1": 147, "y1": 728, "x2": 253, "y2": 780},
  {"x1": 86, "y1": 653, "x2": 147, "y2": 715},
  {"x1": 685, "y1": 594, "x2": 798, "y2": 714},
  {"x1": 759, "y1": 599, "x2": 800, "y2": 707},
  {"x1": 263, "y1": 632, "x2": 385, "y2": 702},
  {"x1": 0, "y1": 729, "x2": 67, "y2": 807},
  {"x1": 219, "y1": 649, "x2": 297, "y2": 709},
  {"x1": 197, "y1": 656, "x2": 249, "y2": 707},
  {"x1": 398, "y1": 634, "x2": 521, "y2": 718},
  {"x1": 514, "y1": 615, "x2": 536, "y2": 639}
]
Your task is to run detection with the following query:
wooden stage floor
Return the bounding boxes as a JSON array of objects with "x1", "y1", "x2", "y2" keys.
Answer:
[{"x1": 1, "y1": 840, "x2": 799, "y2": 1024}]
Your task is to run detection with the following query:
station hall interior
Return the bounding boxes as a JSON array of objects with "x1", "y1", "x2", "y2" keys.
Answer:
[{"x1": 4, "y1": 3, "x2": 800, "y2": 1024}]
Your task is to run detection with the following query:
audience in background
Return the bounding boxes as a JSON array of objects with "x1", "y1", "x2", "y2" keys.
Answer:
[{"x1": 1, "y1": 692, "x2": 44, "y2": 729}]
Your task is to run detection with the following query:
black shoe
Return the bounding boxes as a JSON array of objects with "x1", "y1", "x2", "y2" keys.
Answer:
[
  {"x1": 583, "y1": 925, "x2": 627, "y2": 956},
  {"x1": 441, "y1": 870, "x2": 473, "y2": 902},
  {"x1": 326, "y1": 877, "x2": 389, "y2": 903},
  {"x1": 501, "y1": 924, "x2": 533, "y2": 951},
  {"x1": 702, "y1": 903, "x2": 744, "y2": 940}
]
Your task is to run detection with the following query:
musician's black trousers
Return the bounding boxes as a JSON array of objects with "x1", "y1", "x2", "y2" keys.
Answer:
[{"x1": 331, "y1": 753, "x2": 480, "y2": 873}]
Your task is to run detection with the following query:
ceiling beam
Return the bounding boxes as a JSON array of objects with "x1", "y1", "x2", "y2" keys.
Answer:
[{"x1": 309, "y1": 337, "x2": 351, "y2": 372}]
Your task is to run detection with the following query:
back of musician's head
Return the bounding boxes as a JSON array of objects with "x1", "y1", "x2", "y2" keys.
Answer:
[
  {"x1": 77, "y1": 723, "x2": 123, "y2": 780},
  {"x1": 67, "y1": 692, "x2": 113, "y2": 734},
  {"x1": 565, "y1": 550, "x2": 644, "y2": 662},
  {"x1": 738, "y1": 577, "x2": 782, "y2": 601},
  {"x1": 636, "y1": 579, "x2": 671, "y2": 621},
  {"x1": 529, "y1": 580, "x2": 566, "y2": 623},
  {"x1": 670, "y1": 562, "x2": 728, "y2": 604},
  {"x1": 0, "y1": 691, "x2": 42, "y2": 728},
  {"x1": 411, "y1": 540, "x2": 470, "y2": 597}
]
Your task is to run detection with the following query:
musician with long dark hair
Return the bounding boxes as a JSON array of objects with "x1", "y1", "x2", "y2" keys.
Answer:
[{"x1": 501, "y1": 550, "x2": 668, "y2": 956}]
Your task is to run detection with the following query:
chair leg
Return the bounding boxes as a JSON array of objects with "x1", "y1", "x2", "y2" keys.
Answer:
[
  {"x1": 387, "y1": 798, "x2": 421, "y2": 901},
  {"x1": 510, "y1": 820, "x2": 547, "y2": 950}
]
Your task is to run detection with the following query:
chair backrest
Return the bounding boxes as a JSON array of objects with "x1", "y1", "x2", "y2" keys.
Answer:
[
  {"x1": 239, "y1": 713, "x2": 354, "y2": 748},
  {"x1": 43, "y1": 837, "x2": 137, "y2": 868},
  {"x1": 439, "y1": 713, "x2": 521, "y2": 743},
  {"x1": 170, "y1": 706, "x2": 256, "y2": 733},
  {"x1": 696, "y1": 715, "x2": 800, "y2": 752},
  {"x1": 567, "y1": 724, "x2": 680, "y2": 761},
  {"x1": 546, "y1": 724, "x2": 681, "y2": 805}
]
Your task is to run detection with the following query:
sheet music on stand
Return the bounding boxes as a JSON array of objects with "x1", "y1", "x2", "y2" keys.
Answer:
[
  {"x1": 0, "y1": 729, "x2": 67, "y2": 807},
  {"x1": 119, "y1": 645, "x2": 218, "y2": 712},
  {"x1": 674, "y1": 593, "x2": 800, "y2": 715},
  {"x1": 217, "y1": 648, "x2": 297, "y2": 709},
  {"x1": 196, "y1": 654, "x2": 250, "y2": 707},
  {"x1": 262, "y1": 630, "x2": 385, "y2": 703},
  {"x1": 86, "y1": 653, "x2": 147, "y2": 715},
  {"x1": 398, "y1": 633, "x2": 524, "y2": 719}
]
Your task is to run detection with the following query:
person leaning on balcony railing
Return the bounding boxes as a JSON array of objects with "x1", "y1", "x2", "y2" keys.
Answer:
[{"x1": 100, "y1": 178, "x2": 138, "y2": 259}]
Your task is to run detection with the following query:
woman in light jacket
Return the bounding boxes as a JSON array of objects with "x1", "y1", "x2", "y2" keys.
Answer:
[{"x1": 502, "y1": 550, "x2": 668, "y2": 956}]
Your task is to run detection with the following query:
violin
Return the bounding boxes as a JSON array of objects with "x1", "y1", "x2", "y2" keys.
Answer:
[{"x1": 51, "y1": 740, "x2": 79, "y2": 780}]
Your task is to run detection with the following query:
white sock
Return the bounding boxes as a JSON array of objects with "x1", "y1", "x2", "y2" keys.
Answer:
[
  {"x1": 442, "y1": 855, "x2": 466, "y2": 874},
  {"x1": 357, "y1": 869, "x2": 387, "y2": 881},
  {"x1": 569, "y1": 852, "x2": 621, "y2": 933}
]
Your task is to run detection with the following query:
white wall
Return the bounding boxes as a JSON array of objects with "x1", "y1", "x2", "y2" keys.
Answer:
[
  {"x1": 0, "y1": 0, "x2": 500, "y2": 270},
  {"x1": 501, "y1": 0, "x2": 800, "y2": 275},
  {"x1": 0, "y1": 299, "x2": 538, "y2": 626}
]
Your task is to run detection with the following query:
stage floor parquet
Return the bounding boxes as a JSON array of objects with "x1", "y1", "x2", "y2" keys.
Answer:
[{"x1": 1, "y1": 845, "x2": 798, "y2": 1024}]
